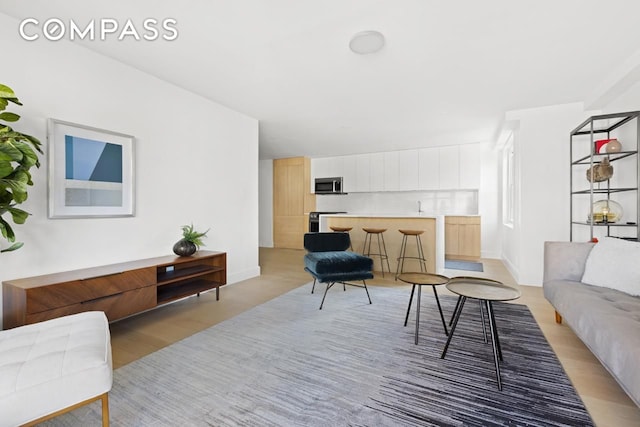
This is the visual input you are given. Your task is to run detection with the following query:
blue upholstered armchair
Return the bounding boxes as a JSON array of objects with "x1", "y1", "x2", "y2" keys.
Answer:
[{"x1": 303, "y1": 232, "x2": 374, "y2": 309}]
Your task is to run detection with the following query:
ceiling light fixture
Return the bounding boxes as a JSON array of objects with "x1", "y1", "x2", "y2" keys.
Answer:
[{"x1": 349, "y1": 30, "x2": 385, "y2": 55}]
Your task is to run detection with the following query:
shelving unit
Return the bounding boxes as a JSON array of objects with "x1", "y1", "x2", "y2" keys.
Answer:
[
  {"x1": 156, "y1": 253, "x2": 226, "y2": 304},
  {"x1": 570, "y1": 111, "x2": 640, "y2": 241}
]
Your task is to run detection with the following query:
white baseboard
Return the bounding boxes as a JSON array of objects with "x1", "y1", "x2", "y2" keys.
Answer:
[{"x1": 227, "y1": 266, "x2": 261, "y2": 285}]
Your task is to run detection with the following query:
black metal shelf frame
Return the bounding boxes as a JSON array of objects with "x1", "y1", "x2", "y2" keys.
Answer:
[{"x1": 570, "y1": 111, "x2": 640, "y2": 241}]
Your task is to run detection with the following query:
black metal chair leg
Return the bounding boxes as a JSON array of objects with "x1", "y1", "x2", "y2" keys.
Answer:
[
  {"x1": 362, "y1": 280, "x2": 372, "y2": 304},
  {"x1": 441, "y1": 296, "x2": 467, "y2": 358},
  {"x1": 319, "y1": 281, "x2": 334, "y2": 310},
  {"x1": 485, "y1": 300, "x2": 503, "y2": 390},
  {"x1": 311, "y1": 278, "x2": 316, "y2": 294},
  {"x1": 432, "y1": 285, "x2": 449, "y2": 335},
  {"x1": 404, "y1": 284, "x2": 416, "y2": 326}
]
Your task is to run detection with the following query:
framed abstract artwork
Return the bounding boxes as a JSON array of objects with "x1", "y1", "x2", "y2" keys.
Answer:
[{"x1": 47, "y1": 119, "x2": 135, "y2": 218}]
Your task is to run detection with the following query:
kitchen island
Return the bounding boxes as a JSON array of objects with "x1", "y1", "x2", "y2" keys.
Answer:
[{"x1": 320, "y1": 214, "x2": 445, "y2": 274}]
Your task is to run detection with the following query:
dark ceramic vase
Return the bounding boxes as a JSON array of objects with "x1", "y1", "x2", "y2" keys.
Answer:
[{"x1": 173, "y1": 239, "x2": 196, "y2": 256}]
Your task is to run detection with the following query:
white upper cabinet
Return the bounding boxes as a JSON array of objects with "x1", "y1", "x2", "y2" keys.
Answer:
[
  {"x1": 438, "y1": 145, "x2": 460, "y2": 189},
  {"x1": 355, "y1": 154, "x2": 371, "y2": 192},
  {"x1": 312, "y1": 157, "x2": 330, "y2": 179},
  {"x1": 310, "y1": 142, "x2": 481, "y2": 193},
  {"x1": 418, "y1": 147, "x2": 440, "y2": 190},
  {"x1": 341, "y1": 155, "x2": 357, "y2": 193},
  {"x1": 398, "y1": 149, "x2": 419, "y2": 190},
  {"x1": 459, "y1": 143, "x2": 481, "y2": 189},
  {"x1": 370, "y1": 152, "x2": 384, "y2": 191},
  {"x1": 383, "y1": 151, "x2": 400, "y2": 191}
]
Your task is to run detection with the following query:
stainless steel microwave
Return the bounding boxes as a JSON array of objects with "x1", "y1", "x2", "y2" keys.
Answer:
[{"x1": 314, "y1": 177, "x2": 345, "y2": 194}]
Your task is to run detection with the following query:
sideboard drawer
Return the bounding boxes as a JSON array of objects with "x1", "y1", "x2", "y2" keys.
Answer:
[
  {"x1": 26, "y1": 286, "x2": 157, "y2": 324},
  {"x1": 25, "y1": 267, "x2": 155, "y2": 314}
]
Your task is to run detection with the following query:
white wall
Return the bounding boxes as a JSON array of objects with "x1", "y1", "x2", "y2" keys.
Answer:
[
  {"x1": 501, "y1": 103, "x2": 595, "y2": 285},
  {"x1": 0, "y1": 12, "x2": 260, "y2": 325},
  {"x1": 258, "y1": 159, "x2": 273, "y2": 247},
  {"x1": 478, "y1": 143, "x2": 501, "y2": 259}
]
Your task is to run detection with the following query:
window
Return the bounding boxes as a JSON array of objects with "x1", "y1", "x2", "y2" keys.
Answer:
[{"x1": 502, "y1": 132, "x2": 515, "y2": 227}]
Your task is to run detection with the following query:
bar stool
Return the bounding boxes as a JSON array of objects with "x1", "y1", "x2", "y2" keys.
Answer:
[
  {"x1": 329, "y1": 226, "x2": 353, "y2": 250},
  {"x1": 395, "y1": 229, "x2": 427, "y2": 279},
  {"x1": 362, "y1": 228, "x2": 391, "y2": 277}
]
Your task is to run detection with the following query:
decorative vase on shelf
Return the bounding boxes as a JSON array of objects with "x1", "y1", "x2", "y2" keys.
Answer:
[
  {"x1": 588, "y1": 199, "x2": 623, "y2": 223},
  {"x1": 173, "y1": 239, "x2": 197, "y2": 256},
  {"x1": 586, "y1": 157, "x2": 613, "y2": 183},
  {"x1": 605, "y1": 138, "x2": 622, "y2": 153}
]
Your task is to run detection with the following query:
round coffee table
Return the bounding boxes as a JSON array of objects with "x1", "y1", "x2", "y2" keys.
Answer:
[
  {"x1": 397, "y1": 272, "x2": 450, "y2": 345},
  {"x1": 440, "y1": 276, "x2": 521, "y2": 390}
]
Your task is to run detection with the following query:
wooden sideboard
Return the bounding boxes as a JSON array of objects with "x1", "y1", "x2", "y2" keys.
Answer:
[{"x1": 2, "y1": 251, "x2": 226, "y2": 329}]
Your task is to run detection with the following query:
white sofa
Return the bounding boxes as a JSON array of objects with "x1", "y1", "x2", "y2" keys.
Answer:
[
  {"x1": 0, "y1": 311, "x2": 113, "y2": 426},
  {"x1": 543, "y1": 240, "x2": 640, "y2": 407}
]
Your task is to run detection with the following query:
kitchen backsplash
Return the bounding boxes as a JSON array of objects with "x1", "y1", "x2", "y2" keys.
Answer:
[{"x1": 315, "y1": 190, "x2": 478, "y2": 215}]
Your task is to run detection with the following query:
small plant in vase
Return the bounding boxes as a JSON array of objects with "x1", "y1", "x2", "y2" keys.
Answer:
[{"x1": 173, "y1": 224, "x2": 209, "y2": 256}]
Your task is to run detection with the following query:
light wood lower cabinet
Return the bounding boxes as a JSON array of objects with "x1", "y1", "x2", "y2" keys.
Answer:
[
  {"x1": 2, "y1": 251, "x2": 226, "y2": 329},
  {"x1": 445, "y1": 216, "x2": 481, "y2": 260}
]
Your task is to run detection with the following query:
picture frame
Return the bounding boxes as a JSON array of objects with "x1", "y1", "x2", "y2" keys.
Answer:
[{"x1": 47, "y1": 119, "x2": 135, "y2": 218}]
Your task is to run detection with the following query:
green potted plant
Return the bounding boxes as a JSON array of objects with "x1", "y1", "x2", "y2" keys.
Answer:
[
  {"x1": 173, "y1": 223, "x2": 209, "y2": 256},
  {"x1": 0, "y1": 84, "x2": 42, "y2": 253}
]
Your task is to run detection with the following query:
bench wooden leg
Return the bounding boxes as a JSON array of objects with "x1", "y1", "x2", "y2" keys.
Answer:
[
  {"x1": 21, "y1": 392, "x2": 110, "y2": 427},
  {"x1": 102, "y1": 392, "x2": 110, "y2": 427},
  {"x1": 555, "y1": 311, "x2": 562, "y2": 324}
]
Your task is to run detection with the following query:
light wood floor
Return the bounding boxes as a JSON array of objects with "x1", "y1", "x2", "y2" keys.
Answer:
[{"x1": 110, "y1": 248, "x2": 640, "y2": 427}]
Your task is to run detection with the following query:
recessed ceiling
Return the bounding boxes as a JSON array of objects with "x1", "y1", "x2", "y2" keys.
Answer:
[{"x1": 1, "y1": 0, "x2": 640, "y2": 160}]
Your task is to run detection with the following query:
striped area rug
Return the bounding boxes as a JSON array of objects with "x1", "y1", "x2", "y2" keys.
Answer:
[{"x1": 44, "y1": 284, "x2": 593, "y2": 426}]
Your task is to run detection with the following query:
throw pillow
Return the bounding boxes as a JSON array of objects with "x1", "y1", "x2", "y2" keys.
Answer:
[{"x1": 581, "y1": 236, "x2": 640, "y2": 296}]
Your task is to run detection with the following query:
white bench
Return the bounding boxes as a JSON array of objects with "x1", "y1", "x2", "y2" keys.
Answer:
[{"x1": 0, "y1": 311, "x2": 113, "y2": 426}]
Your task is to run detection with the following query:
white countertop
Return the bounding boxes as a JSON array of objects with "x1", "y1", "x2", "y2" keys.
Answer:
[{"x1": 319, "y1": 213, "x2": 478, "y2": 218}]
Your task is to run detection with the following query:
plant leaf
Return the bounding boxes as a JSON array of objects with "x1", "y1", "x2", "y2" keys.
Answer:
[
  {"x1": 1, "y1": 178, "x2": 28, "y2": 202},
  {"x1": 0, "y1": 216, "x2": 15, "y2": 241},
  {"x1": 13, "y1": 141, "x2": 39, "y2": 168},
  {"x1": 23, "y1": 133, "x2": 43, "y2": 154},
  {"x1": 0, "y1": 241, "x2": 23, "y2": 252},
  {"x1": 0, "y1": 161, "x2": 13, "y2": 179},
  {"x1": 0, "y1": 112, "x2": 20, "y2": 122},
  {"x1": 0, "y1": 84, "x2": 16, "y2": 99},
  {"x1": 7, "y1": 206, "x2": 29, "y2": 224},
  {"x1": 0, "y1": 141, "x2": 23, "y2": 161}
]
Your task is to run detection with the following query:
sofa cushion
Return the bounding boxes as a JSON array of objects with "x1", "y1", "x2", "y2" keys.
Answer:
[
  {"x1": 304, "y1": 251, "x2": 373, "y2": 282},
  {"x1": 582, "y1": 237, "x2": 640, "y2": 296},
  {"x1": 544, "y1": 278, "x2": 640, "y2": 406}
]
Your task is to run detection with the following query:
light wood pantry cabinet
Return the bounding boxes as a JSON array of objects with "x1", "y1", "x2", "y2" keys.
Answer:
[
  {"x1": 445, "y1": 216, "x2": 481, "y2": 260},
  {"x1": 3, "y1": 251, "x2": 227, "y2": 329},
  {"x1": 273, "y1": 156, "x2": 315, "y2": 249}
]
